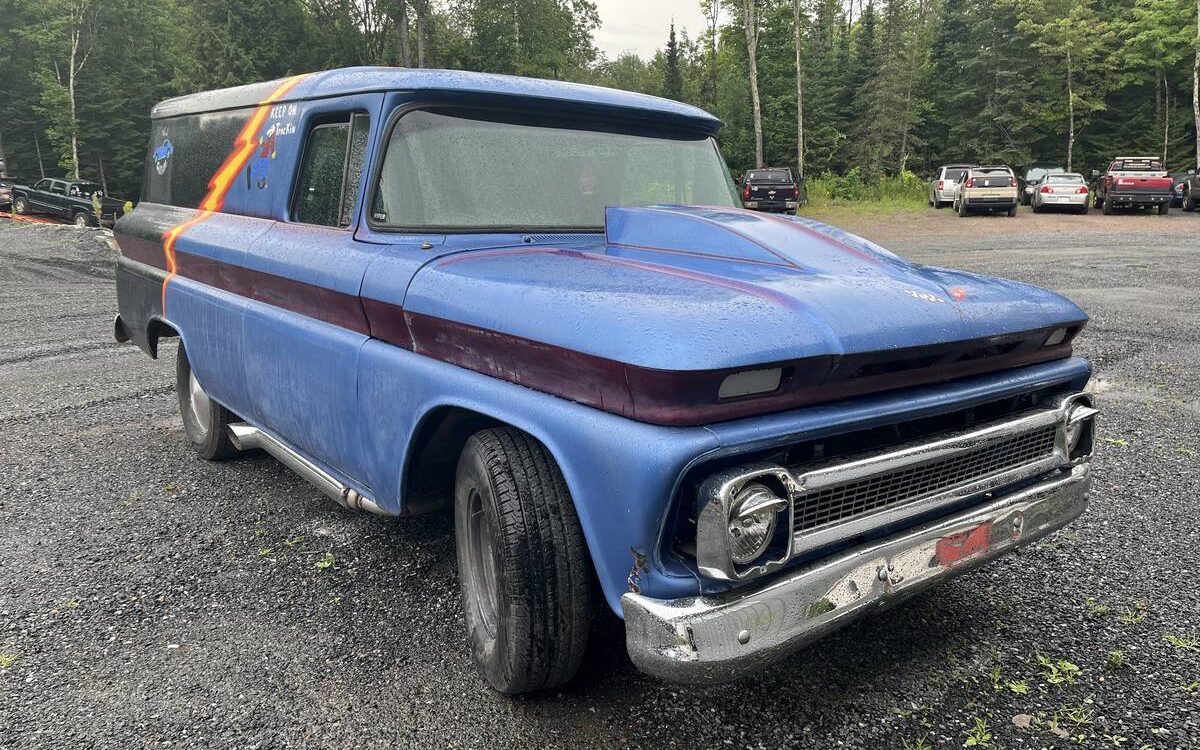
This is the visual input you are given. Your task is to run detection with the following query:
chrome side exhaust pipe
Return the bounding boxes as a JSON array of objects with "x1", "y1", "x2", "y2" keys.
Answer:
[{"x1": 228, "y1": 424, "x2": 393, "y2": 516}]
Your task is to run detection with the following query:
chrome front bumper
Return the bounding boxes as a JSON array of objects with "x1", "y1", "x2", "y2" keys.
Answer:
[{"x1": 622, "y1": 464, "x2": 1090, "y2": 684}]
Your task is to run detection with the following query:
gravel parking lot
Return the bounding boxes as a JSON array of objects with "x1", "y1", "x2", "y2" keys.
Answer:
[{"x1": 1, "y1": 210, "x2": 1197, "y2": 749}]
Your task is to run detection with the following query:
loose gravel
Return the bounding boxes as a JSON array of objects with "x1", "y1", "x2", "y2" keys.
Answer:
[{"x1": 0, "y1": 211, "x2": 1197, "y2": 749}]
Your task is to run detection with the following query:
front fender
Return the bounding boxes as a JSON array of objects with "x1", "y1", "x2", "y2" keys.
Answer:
[{"x1": 357, "y1": 339, "x2": 720, "y2": 615}]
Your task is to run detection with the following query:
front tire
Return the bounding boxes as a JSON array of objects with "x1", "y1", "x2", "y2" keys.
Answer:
[
  {"x1": 1184, "y1": 189, "x2": 1196, "y2": 212},
  {"x1": 176, "y1": 344, "x2": 238, "y2": 460},
  {"x1": 13, "y1": 197, "x2": 27, "y2": 215},
  {"x1": 454, "y1": 428, "x2": 591, "y2": 694}
]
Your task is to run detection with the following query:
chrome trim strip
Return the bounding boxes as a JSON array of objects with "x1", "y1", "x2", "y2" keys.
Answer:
[
  {"x1": 624, "y1": 465, "x2": 1091, "y2": 685},
  {"x1": 228, "y1": 424, "x2": 393, "y2": 516},
  {"x1": 795, "y1": 409, "x2": 1061, "y2": 493},
  {"x1": 789, "y1": 410, "x2": 1064, "y2": 556}
]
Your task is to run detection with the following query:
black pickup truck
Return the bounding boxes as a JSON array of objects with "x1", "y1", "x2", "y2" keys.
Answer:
[
  {"x1": 740, "y1": 167, "x2": 805, "y2": 213},
  {"x1": 11, "y1": 178, "x2": 126, "y2": 227}
]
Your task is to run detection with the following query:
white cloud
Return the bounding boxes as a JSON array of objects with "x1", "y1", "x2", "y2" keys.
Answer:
[{"x1": 592, "y1": 0, "x2": 711, "y2": 60}]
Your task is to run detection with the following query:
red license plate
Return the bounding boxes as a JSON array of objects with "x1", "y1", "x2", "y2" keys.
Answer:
[{"x1": 935, "y1": 522, "x2": 992, "y2": 566}]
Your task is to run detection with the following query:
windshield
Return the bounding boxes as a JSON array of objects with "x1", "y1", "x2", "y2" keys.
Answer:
[{"x1": 372, "y1": 108, "x2": 739, "y2": 231}]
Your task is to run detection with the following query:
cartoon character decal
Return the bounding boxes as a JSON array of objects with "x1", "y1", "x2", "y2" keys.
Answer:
[
  {"x1": 153, "y1": 137, "x2": 173, "y2": 176},
  {"x1": 247, "y1": 123, "x2": 278, "y2": 190}
]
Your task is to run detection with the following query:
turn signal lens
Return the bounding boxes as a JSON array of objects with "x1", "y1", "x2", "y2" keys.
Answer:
[
  {"x1": 719, "y1": 367, "x2": 783, "y2": 399},
  {"x1": 1044, "y1": 327, "x2": 1069, "y2": 347}
]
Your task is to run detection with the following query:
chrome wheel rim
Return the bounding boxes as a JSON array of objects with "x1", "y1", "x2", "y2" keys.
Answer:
[
  {"x1": 464, "y1": 489, "x2": 501, "y2": 637},
  {"x1": 187, "y1": 370, "x2": 213, "y2": 434},
  {"x1": 74, "y1": 214, "x2": 87, "y2": 227}
]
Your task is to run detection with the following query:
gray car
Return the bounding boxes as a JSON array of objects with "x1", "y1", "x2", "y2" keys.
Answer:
[
  {"x1": 928, "y1": 163, "x2": 974, "y2": 207},
  {"x1": 1021, "y1": 166, "x2": 1065, "y2": 205},
  {"x1": 1030, "y1": 172, "x2": 1089, "y2": 214}
]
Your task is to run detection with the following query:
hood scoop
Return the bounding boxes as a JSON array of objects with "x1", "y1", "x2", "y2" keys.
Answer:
[{"x1": 604, "y1": 205, "x2": 896, "y2": 273}]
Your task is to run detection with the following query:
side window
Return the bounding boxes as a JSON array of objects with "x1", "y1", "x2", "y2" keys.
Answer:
[
  {"x1": 34, "y1": 179, "x2": 49, "y2": 191},
  {"x1": 292, "y1": 113, "x2": 370, "y2": 228},
  {"x1": 49, "y1": 181, "x2": 66, "y2": 195}
]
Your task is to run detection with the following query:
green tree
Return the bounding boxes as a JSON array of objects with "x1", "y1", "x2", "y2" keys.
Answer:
[
  {"x1": 1019, "y1": 0, "x2": 1116, "y2": 171},
  {"x1": 1118, "y1": 0, "x2": 1196, "y2": 162},
  {"x1": 663, "y1": 22, "x2": 684, "y2": 100}
]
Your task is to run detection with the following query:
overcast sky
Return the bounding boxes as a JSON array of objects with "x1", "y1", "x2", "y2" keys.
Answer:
[{"x1": 593, "y1": 0, "x2": 712, "y2": 60}]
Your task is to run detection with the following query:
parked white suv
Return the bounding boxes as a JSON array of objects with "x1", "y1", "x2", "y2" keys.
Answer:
[{"x1": 928, "y1": 164, "x2": 974, "y2": 208}]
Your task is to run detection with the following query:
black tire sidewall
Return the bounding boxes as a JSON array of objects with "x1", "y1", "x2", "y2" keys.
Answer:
[
  {"x1": 453, "y1": 443, "x2": 514, "y2": 691},
  {"x1": 14, "y1": 197, "x2": 26, "y2": 214},
  {"x1": 176, "y1": 345, "x2": 234, "y2": 460}
]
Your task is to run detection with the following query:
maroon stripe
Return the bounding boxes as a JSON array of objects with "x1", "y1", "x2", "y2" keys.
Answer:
[
  {"x1": 362, "y1": 297, "x2": 413, "y2": 350},
  {"x1": 373, "y1": 304, "x2": 1080, "y2": 427},
  {"x1": 401, "y1": 310, "x2": 638, "y2": 418},
  {"x1": 117, "y1": 239, "x2": 1080, "y2": 427},
  {"x1": 174, "y1": 252, "x2": 370, "y2": 335},
  {"x1": 117, "y1": 232, "x2": 168, "y2": 269}
]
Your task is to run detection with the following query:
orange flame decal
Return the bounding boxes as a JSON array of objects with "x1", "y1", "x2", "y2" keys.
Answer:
[{"x1": 161, "y1": 73, "x2": 309, "y2": 313}]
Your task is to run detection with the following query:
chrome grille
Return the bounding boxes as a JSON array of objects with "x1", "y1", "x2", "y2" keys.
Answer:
[{"x1": 794, "y1": 424, "x2": 1058, "y2": 534}]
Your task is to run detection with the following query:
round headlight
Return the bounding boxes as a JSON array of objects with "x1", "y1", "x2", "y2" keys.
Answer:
[
  {"x1": 727, "y1": 483, "x2": 780, "y2": 565},
  {"x1": 1065, "y1": 417, "x2": 1085, "y2": 452}
]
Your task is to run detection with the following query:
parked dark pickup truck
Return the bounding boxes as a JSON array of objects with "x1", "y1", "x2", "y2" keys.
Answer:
[
  {"x1": 11, "y1": 178, "x2": 126, "y2": 226},
  {"x1": 740, "y1": 167, "x2": 805, "y2": 213},
  {"x1": 1092, "y1": 157, "x2": 1173, "y2": 215}
]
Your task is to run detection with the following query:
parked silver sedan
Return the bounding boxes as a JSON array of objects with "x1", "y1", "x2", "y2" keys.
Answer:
[
  {"x1": 928, "y1": 164, "x2": 974, "y2": 207},
  {"x1": 1030, "y1": 172, "x2": 1090, "y2": 214}
]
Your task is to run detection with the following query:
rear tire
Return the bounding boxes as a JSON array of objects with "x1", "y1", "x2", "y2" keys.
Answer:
[
  {"x1": 1079, "y1": 204, "x2": 1089, "y2": 215},
  {"x1": 176, "y1": 344, "x2": 239, "y2": 460},
  {"x1": 73, "y1": 211, "x2": 91, "y2": 228},
  {"x1": 956, "y1": 199, "x2": 967, "y2": 217},
  {"x1": 1007, "y1": 205, "x2": 1017, "y2": 217},
  {"x1": 454, "y1": 427, "x2": 591, "y2": 694},
  {"x1": 13, "y1": 197, "x2": 27, "y2": 215},
  {"x1": 1101, "y1": 196, "x2": 1113, "y2": 215}
]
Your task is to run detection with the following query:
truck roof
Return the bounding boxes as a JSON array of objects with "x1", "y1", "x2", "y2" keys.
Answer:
[{"x1": 151, "y1": 66, "x2": 722, "y2": 133}]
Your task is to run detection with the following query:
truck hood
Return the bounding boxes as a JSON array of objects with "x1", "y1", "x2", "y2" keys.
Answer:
[{"x1": 398, "y1": 206, "x2": 1086, "y2": 425}]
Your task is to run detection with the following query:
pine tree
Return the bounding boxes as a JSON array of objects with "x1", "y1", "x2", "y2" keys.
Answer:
[{"x1": 663, "y1": 22, "x2": 684, "y2": 100}]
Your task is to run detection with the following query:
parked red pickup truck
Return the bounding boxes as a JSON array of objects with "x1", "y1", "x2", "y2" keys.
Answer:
[{"x1": 1092, "y1": 156, "x2": 1174, "y2": 215}]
